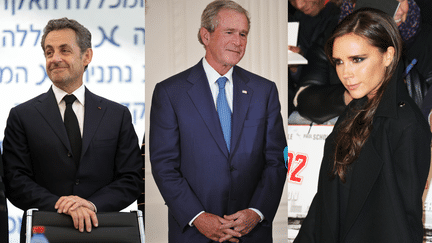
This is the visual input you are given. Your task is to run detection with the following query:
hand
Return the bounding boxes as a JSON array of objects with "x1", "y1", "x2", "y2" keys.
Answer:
[
  {"x1": 55, "y1": 195, "x2": 95, "y2": 214},
  {"x1": 64, "y1": 206, "x2": 98, "y2": 233},
  {"x1": 288, "y1": 45, "x2": 304, "y2": 73},
  {"x1": 288, "y1": 45, "x2": 302, "y2": 54},
  {"x1": 223, "y1": 209, "x2": 260, "y2": 237},
  {"x1": 193, "y1": 212, "x2": 241, "y2": 242}
]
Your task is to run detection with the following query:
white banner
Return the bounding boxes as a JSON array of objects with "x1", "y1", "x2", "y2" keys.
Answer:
[{"x1": 1, "y1": 1, "x2": 144, "y2": 242}]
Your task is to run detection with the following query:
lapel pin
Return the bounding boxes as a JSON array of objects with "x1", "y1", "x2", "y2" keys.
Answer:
[
  {"x1": 242, "y1": 90, "x2": 248, "y2": 94},
  {"x1": 98, "y1": 107, "x2": 102, "y2": 110}
]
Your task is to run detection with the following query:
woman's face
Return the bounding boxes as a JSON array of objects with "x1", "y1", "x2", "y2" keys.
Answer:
[
  {"x1": 394, "y1": 0, "x2": 409, "y2": 26},
  {"x1": 332, "y1": 33, "x2": 394, "y2": 99}
]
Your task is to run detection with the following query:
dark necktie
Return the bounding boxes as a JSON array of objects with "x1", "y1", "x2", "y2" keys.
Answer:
[
  {"x1": 63, "y1": 94, "x2": 82, "y2": 166},
  {"x1": 216, "y1": 77, "x2": 231, "y2": 152}
]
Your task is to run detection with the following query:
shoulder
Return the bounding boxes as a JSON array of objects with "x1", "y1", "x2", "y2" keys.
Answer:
[
  {"x1": 378, "y1": 97, "x2": 430, "y2": 140},
  {"x1": 156, "y1": 63, "x2": 200, "y2": 90},
  {"x1": 10, "y1": 91, "x2": 50, "y2": 113},
  {"x1": 86, "y1": 89, "x2": 129, "y2": 113},
  {"x1": 234, "y1": 66, "x2": 274, "y2": 87}
]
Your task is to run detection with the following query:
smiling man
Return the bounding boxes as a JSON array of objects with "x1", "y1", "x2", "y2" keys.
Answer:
[
  {"x1": 150, "y1": 1, "x2": 287, "y2": 242},
  {"x1": 2, "y1": 18, "x2": 143, "y2": 242}
]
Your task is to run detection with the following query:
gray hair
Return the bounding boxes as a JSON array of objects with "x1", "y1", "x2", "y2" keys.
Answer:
[{"x1": 198, "y1": 0, "x2": 250, "y2": 45}]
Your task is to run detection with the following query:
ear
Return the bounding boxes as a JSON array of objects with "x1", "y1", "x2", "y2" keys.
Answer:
[
  {"x1": 200, "y1": 27, "x2": 210, "y2": 46},
  {"x1": 383, "y1": 46, "x2": 395, "y2": 67},
  {"x1": 82, "y1": 48, "x2": 93, "y2": 67}
]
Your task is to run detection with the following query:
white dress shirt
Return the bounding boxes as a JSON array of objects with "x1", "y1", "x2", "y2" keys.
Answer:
[{"x1": 52, "y1": 84, "x2": 85, "y2": 137}]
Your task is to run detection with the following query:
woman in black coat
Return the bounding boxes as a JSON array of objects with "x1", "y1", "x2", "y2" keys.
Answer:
[{"x1": 294, "y1": 8, "x2": 431, "y2": 242}]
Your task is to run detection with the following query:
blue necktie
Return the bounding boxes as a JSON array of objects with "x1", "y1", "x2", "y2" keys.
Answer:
[{"x1": 216, "y1": 77, "x2": 231, "y2": 152}]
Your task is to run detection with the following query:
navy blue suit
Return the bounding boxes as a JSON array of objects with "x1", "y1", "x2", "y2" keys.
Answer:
[
  {"x1": 150, "y1": 61, "x2": 287, "y2": 242},
  {"x1": 2, "y1": 87, "x2": 142, "y2": 213}
]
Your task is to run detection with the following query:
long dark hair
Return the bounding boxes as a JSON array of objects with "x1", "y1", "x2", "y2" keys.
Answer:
[{"x1": 324, "y1": 8, "x2": 402, "y2": 182}]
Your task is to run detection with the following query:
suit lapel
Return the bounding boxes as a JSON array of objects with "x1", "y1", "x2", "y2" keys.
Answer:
[
  {"x1": 81, "y1": 88, "x2": 106, "y2": 159},
  {"x1": 34, "y1": 88, "x2": 71, "y2": 152},
  {"x1": 187, "y1": 62, "x2": 230, "y2": 157},
  {"x1": 230, "y1": 67, "x2": 252, "y2": 155}
]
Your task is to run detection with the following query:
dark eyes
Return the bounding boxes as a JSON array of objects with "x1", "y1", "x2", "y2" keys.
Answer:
[
  {"x1": 333, "y1": 57, "x2": 365, "y2": 65},
  {"x1": 353, "y1": 57, "x2": 364, "y2": 63}
]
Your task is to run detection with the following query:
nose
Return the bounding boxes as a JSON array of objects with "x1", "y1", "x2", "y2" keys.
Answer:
[
  {"x1": 341, "y1": 63, "x2": 354, "y2": 80},
  {"x1": 232, "y1": 33, "x2": 242, "y2": 46},
  {"x1": 53, "y1": 52, "x2": 62, "y2": 62}
]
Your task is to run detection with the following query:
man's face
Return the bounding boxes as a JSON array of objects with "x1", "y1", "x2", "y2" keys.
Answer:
[
  {"x1": 44, "y1": 28, "x2": 92, "y2": 90},
  {"x1": 201, "y1": 9, "x2": 248, "y2": 74},
  {"x1": 289, "y1": 0, "x2": 326, "y2": 17}
]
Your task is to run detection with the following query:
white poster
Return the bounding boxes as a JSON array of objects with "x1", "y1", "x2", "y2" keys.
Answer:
[{"x1": 1, "y1": 1, "x2": 144, "y2": 242}]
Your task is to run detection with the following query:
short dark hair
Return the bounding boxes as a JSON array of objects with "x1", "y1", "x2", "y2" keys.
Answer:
[
  {"x1": 41, "y1": 17, "x2": 92, "y2": 55},
  {"x1": 198, "y1": 0, "x2": 250, "y2": 45}
]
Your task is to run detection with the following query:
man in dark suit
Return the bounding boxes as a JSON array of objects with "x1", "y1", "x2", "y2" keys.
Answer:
[
  {"x1": 150, "y1": 1, "x2": 287, "y2": 242},
  {"x1": 2, "y1": 17, "x2": 143, "y2": 239}
]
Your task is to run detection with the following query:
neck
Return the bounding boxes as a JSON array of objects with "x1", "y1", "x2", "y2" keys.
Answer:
[
  {"x1": 54, "y1": 80, "x2": 83, "y2": 94},
  {"x1": 205, "y1": 56, "x2": 234, "y2": 76}
]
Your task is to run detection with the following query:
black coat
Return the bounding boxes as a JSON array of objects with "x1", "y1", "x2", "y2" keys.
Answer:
[{"x1": 294, "y1": 64, "x2": 431, "y2": 242}]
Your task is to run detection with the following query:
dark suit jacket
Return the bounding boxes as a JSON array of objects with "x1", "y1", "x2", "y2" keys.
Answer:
[
  {"x1": 0, "y1": 155, "x2": 8, "y2": 243},
  {"x1": 295, "y1": 64, "x2": 431, "y2": 242},
  {"x1": 2, "y1": 87, "x2": 143, "y2": 213},
  {"x1": 150, "y1": 60, "x2": 287, "y2": 242}
]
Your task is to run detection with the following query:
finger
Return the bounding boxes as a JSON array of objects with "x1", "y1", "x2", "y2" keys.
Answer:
[
  {"x1": 222, "y1": 228, "x2": 242, "y2": 238},
  {"x1": 77, "y1": 209, "x2": 85, "y2": 232},
  {"x1": 55, "y1": 196, "x2": 66, "y2": 209},
  {"x1": 90, "y1": 211, "x2": 99, "y2": 228},
  {"x1": 84, "y1": 210, "x2": 92, "y2": 232},
  {"x1": 56, "y1": 197, "x2": 71, "y2": 212},
  {"x1": 60, "y1": 200, "x2": 77, "y2": 214},
  {"x1": 224, "y1": 212, "x2": 241, "y2": 221},
  {"x1": 219, "y1": 234, "x2": 233, "y2": 242},
  {"x1": 69, "y1": 199, "x2": 86, "y2": 211},
  {"x1": 69, "y1": 211, "x2": 79, "y2": 230},
  {"x1": 228, "y1": 238, "x2": 240, "y2": 243}
]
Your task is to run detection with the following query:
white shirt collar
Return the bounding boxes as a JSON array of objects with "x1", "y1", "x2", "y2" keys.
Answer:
[
  {"x1": 202, "y1": 57, "x2": 234, "y2": 84},
  {"x1": 52, "y1": 84, "x2": 85, "y2": 106}
]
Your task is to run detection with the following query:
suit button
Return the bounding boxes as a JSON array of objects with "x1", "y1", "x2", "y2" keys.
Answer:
[
  {"x1": 67, "y1": 152, "x2": 72, "y2": 157},
  {"x1": 75, "y1": 179, "x2": 80, "y2": 185},
  {"x1": 230, "y1": 166, "x2": 235, "y2": 172}
]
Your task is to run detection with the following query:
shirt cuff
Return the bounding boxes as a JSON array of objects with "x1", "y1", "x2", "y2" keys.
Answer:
[
  {"x1": 189, "y1": 211, "x2": 205, "y2": 227},
  {"x1": 88, "y1": 201, "x2": 98, "y2": 213},
  {"x1": 249, "y1": 208, "x2": 264, "y2": 222}
]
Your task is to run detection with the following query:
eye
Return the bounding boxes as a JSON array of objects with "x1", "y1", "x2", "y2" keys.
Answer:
[
  {"x1": 333, "y1": 59, "x2": 343, "y2": 65},
  {"x1": 353, "y1": 57, "x2": 365, "y2": 63}
]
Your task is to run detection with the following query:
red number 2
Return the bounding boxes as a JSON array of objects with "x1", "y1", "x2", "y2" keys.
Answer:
[{"x1": 288, "y1": 152, "x2": 308, "y2": 184}]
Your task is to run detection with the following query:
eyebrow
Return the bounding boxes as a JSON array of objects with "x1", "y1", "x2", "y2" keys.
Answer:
[
  {"x1": 332, "y1": 54, "x2": 367, "y2": 59},
  {"x1": 45, "y1": 44, "x2": 71, "y2": 50}
]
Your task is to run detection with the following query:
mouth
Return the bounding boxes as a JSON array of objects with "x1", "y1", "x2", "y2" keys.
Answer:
[
  {"x1": 347, "y1": 84, "x2": 360, "y2": 90},
  {"x1": 227, "y1": 49, "x2": 241, "y2": 54},
  {"x1": 51, "y1": 67, "x2": 67, "y2": 71}
]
